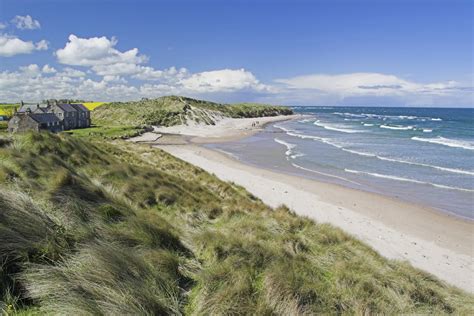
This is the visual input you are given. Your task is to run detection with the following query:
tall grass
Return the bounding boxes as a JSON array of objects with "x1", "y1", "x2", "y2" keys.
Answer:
[{"x1": 0, "y1": 132, "x2": 472, "y2": 314}]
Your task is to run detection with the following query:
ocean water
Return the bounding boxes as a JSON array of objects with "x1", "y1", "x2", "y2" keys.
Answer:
[{"x1": 208, "y1": 107, "x2": 474, "y2": 219}]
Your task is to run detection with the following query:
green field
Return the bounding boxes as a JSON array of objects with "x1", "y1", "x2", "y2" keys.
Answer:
[{"x1": 0, "y1": 132, "x2": 472, "y2": 314}]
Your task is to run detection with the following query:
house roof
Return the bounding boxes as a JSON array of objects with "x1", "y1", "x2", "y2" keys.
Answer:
[
  {"x1": 56, "y1": 103, "x2": 78, "y2": 112},
  {"x1": 18, "y1": 104, "x2": 48, "y2": 113},
  {"x1": 70, "y1": 103, "x2": 89, "y2": 112},
  {"x1": 28, "y1": 113, "x2": 62, "y2": 124}
]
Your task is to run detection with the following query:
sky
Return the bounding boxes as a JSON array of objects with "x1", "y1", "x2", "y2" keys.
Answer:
[{"x1": 0, "y1": 0, "x2": 472, "y2": 106}]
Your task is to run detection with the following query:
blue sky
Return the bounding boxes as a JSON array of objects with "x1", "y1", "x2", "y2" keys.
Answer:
[{"x1": 0, "y1": 0, "x2": 472, "y2": 106}]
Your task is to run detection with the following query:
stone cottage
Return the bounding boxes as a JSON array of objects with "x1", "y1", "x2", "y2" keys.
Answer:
[
  {"x1": 8, "y1": 110, "x2": 63, "y2": 133},
  {"x1": 8, "y1": 102, "x2": 91, "y2": 133}
]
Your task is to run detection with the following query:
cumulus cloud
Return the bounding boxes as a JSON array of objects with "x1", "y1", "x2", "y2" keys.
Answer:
[
  {"x1": 42, "y1": 64, "x2": 56, "y2": 74},
  {"x1": 54, "y1": 35, "x2": 269, "y2": 96},
  {"x1": 0, "y1": 63, "x2": 271, "y2": 102},
  {"x1": 56, "y1": 34, "x2": 148, "y2": 66},
  {"x1": 0, "y1": 34, "x2": 48, "y2": 56},
  {"x1": 12, "y1": 15, "x2": 41, "y2": 30},
  {"x1": 0, "y1": 22, "x2": 7, "y2": 30},
  {"x1": 179, "y1": 69, "x2": 270, "y2": 93}
]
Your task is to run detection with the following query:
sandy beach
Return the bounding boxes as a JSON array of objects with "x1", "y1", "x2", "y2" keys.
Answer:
[
  {"x1": 153, "y1": 114, "x2": 302, "y2": 143},
  {"x1": 133, "y1": 116, "x2": 473, "y2": 292}
]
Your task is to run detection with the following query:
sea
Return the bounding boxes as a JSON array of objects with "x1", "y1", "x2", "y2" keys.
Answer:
[{"x1": 207, "y1": 107, "x2": 474, "y2": 220}]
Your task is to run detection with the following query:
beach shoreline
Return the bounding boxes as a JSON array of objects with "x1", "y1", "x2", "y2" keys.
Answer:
[{"x1": 131, "y1": 116, "x2": 473, "y2": 292}]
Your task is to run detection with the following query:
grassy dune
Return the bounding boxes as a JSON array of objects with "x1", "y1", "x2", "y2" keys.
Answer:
[
  {"x1": 0, "y1": 132, "x2": 472, "y2": 314},
  {"x1": 93, "y1": 96, "x2": 294, "y2": 128}
]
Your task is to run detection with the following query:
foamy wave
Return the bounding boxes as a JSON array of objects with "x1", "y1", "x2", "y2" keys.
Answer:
[
  {"x1": 333, "y1": 112, "x2": 365, "y2": 118},
  {"x1": 274, "y1": 138, "x2": 296, "y2": 157},
  {"x1": 291, "y1": 153, "x2": 305, "y2": 159},
  {"x1": 285, "y1": 132, "x2": 343, "y2": 149},
  {"x1": 341, "y1": 148, "x2": 474, "y2": 175},
  {"x1": 286, "y1": 132, "x2": 323, "y2": 141},
  {"x1": 412, "y1": 137, "x2": 474, "y2": 151},
  {"x1": 291, "y1": 163, "x2": 360, "y2": 185},
  {"x1": 314, "y1": 121, "x2": 363, "y2": 133},
  {"x1": 363, "y1": 123, "x2": 374, "y2": 127},
  {"x1": 334, "y1": 112, "x2": 442, "y2": 122},
  {"x1": 284, "y1": 130, "x2": 474, "y2": 175},
  {"x1": 274, "y1": 124, "x2": 296, "y2": 133},
  {"x1": 274, "y1": 138, "x2": 305, "y2": 160},
  {"x1": 422, "y1": 129, "x2": 433, "y2": 133},
  {"x1": 380, "y1": 124, "x2": 414, "y2": 130},
  {"x1": 344, "y1": 169, "x2": 474, "y2": 192}
]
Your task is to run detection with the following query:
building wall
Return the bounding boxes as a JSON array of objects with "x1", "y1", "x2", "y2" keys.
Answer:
[
  {"x1": 8, "y1": 115, "x2": 40, "y2": 133},
  {"x1": 47, "y1": 105, "x2": 78, "y2": 130}
]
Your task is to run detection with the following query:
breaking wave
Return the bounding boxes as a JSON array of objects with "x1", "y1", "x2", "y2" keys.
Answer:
[
  {"x1": 344, "y1": 169, "x2": 474, "y2": 192},
  {"x1": 314, "y1": 120, "x2": 363, "y2": 133},
  {"x1": 412, "y1": 137, "x2": 474, "y2": 151},
  {"x1": 380, "y1": 124, "x2": 414, "y2": 130}
]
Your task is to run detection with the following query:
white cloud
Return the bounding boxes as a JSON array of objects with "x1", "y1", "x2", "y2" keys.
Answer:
[
  {"x1": 19, "y1": 64, "x2": 41, "y2": 76},
  {"x1": 0, "y1": 34, "x2": 48, "y2": 57},
  {"x1": 56, "y1": 34, "x2": 148, "y2": 66},
  {"x1": 42, "y1": 64, "x2": 56, "y2": 74},
  {"x1": 0, "y1": 22, "x2": 7, "y2": 30},
  {"x1": 0, "y1": 63, "x2": 271, "y2": 102},
  {"x1": 58, "y1": 67, "x2": 86, "y2": 78},
  {"x1": 12, "y1": 15, "x2": 41, "y2": 30},
  {"x1": 132, "y1": 66, "x2": 188, "y2": 81},
  {"x1": 179, "y1": 69, "x2": 270, "y2": 93},
  {"x1": 273, "y1": 72, "x2": 472, "y2": 105},
  {"x1": 35, "y1": 39, "x2": 48, "y2": 50}
]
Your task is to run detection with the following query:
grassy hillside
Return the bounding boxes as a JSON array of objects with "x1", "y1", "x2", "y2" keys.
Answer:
[
  {"x1": 93, "y1": 96, "x2": 294, "y2": 128},
  {"x1": 0, "y1": 132, "x2": 472, "y2": 314}
]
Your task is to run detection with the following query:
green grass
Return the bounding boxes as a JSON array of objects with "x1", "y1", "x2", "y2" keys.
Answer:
[
  {"x1": 93, "y1": 95, "x2": 293, "y2": 128},
  {"x1": 0, "y1": 132, "x2": 472, "y2": 314},
  {"x1": 64, "y1": 125, "x2": 143, "y2": 140}
]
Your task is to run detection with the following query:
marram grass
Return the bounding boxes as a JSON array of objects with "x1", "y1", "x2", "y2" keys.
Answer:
[{"x1": 0, "y1": 132, "x2": 472, "y2": 315}]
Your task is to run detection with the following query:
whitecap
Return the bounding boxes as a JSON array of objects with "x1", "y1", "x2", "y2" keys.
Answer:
[
  {"x1": 380, "y1": 124, "x2": 413, "y2": 130},
  {"x1": 274, "y1": 138, "x2": 296, "y2": 157},
  {"x1": 314, "y1": 121, "x2": 363, "y2": 133},
  {"x1": 411, "y1": 136, "x2": 474, "y2": 151},
  {"x1": 344, "y1": 169, "x2": 473, "y2": 192},
  {"x1": 340, "y1": 148, "x2": 474, "y2": 175}
]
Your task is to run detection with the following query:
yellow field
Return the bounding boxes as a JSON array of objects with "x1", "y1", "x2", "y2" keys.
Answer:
[
  {"x1": 79, "y1": 102, "x2": 107, "y2": 110},
  {"x1": 0, "y1": 104, "x2": 19, "y2": 117}
]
